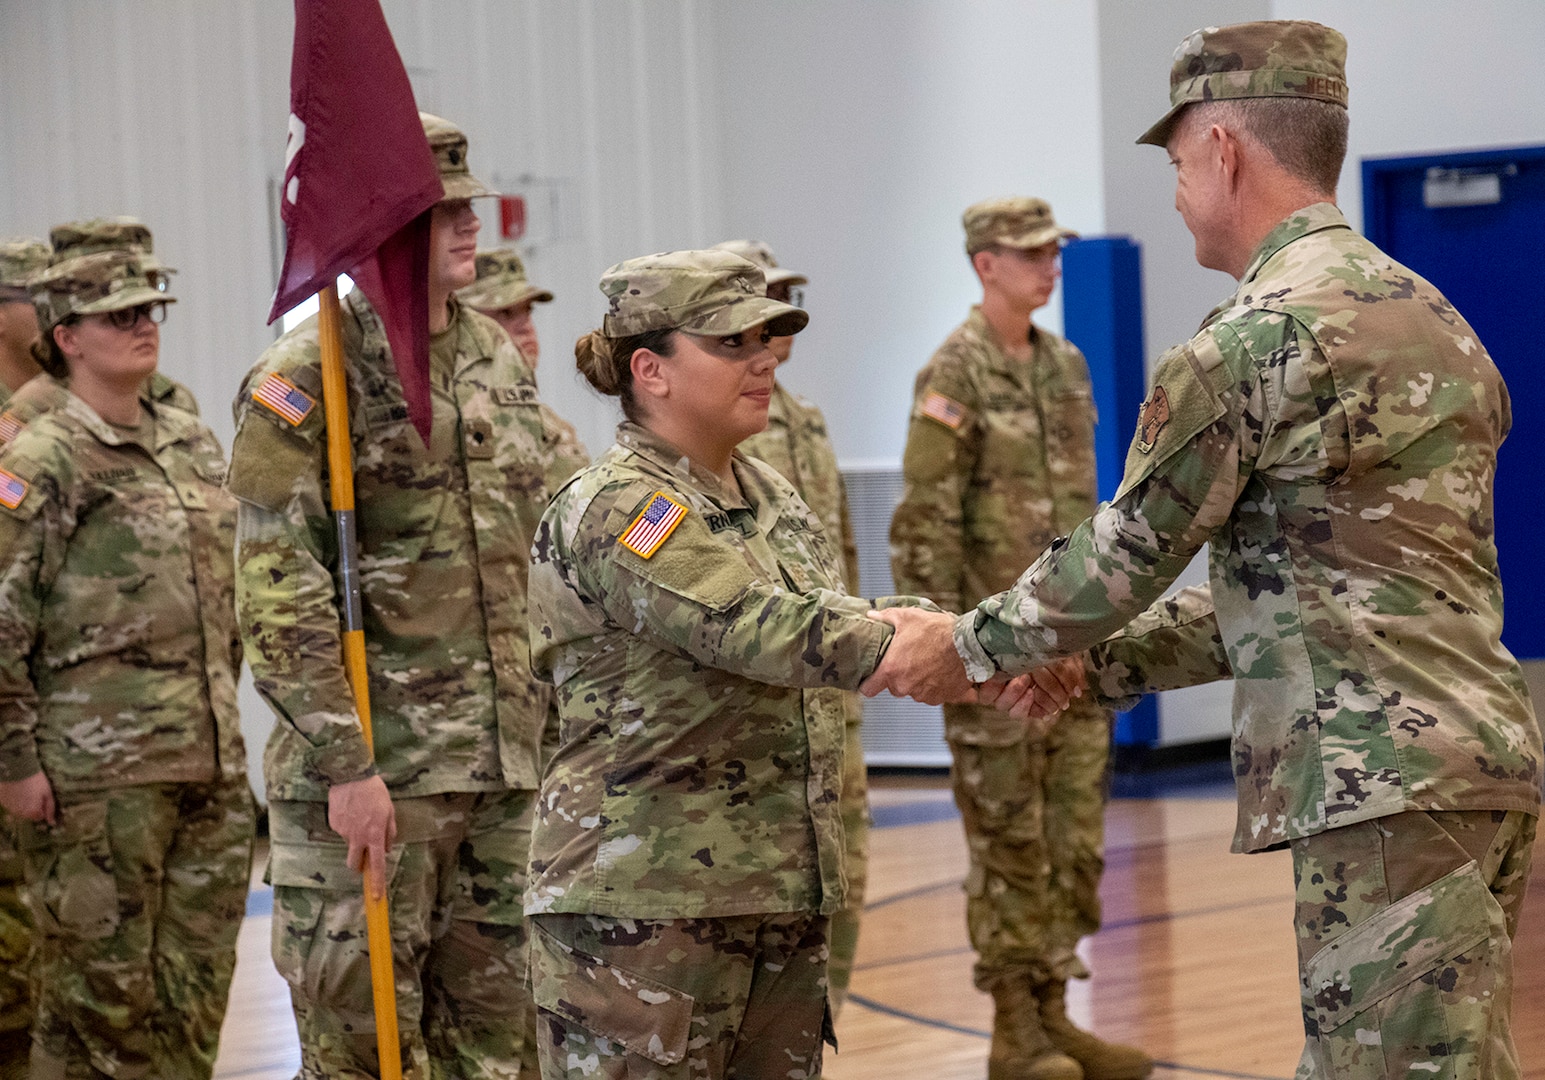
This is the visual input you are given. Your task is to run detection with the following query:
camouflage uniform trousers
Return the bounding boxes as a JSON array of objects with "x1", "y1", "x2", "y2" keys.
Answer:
[
  {"x1": 1291, "y1": 808, "x2": 1536, "y2": 1080},
  {"x1": 268, "y1": 790, "x2": 539, "y2": 1080},
  {"x1": 529, "y1": 911, "x2": 831, "y2": 1080},
  {"x1": 0, "y1": 810, "x2": 31, "y2": 1080},
  {"x1": 945, "y1": 696, "x2": 1111, "y2": 990},
  {"x1": 16, "y1": 778, "x2": 256, "y2": 1080},
  {"x1": 826, "y1": 700, "x2": 868, "y2": 1016}
]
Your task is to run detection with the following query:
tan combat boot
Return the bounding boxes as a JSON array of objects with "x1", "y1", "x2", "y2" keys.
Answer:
[
  {"x1": 987, "y1": 977, "x2": 1084, "y2": 1080},
  {"x1": 1036, "y1": 981, "x2": 1153, "y2": 1080}
]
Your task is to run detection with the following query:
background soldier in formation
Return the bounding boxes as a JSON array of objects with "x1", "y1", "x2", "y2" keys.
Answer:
[
  {"x1": 229, "y1": 114, "x2": 552, "y2": 1078},
  {"x1": 0, "y1": 229, "x2": 254, "y2": 1078},
  {"x1": 889, "y1": 197, "x2": 1149, "y2": 1080},
  {"x1": 876, "y1": 19, "x2": 1543, "y2": 1080},
  {"x1": 713, "y1": 237, "x2": 871, "y2": 1015},
  {"x1": 0, "y1": 236, "x2": 48, "y2": 1079}
]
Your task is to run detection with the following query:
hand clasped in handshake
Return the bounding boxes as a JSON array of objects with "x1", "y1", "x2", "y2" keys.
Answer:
[{"x1": 858, "y1": 607, "x2": 1086, "y2": 731}]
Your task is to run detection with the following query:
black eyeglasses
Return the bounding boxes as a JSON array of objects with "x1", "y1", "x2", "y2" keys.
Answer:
[{"x1": 103, "y1": 302, "x2": 168, "y2": 330}]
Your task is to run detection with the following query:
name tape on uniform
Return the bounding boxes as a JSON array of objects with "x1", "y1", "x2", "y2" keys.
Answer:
[
  {"x1": 921, "y1": 391, "x2": 966, "y2": 430},
  {"x1": 0, "y1": 468, "x2": 28, "y2": 509},
  {"x1": 253, "y1": 373, "x2": 316, "y2": 427},
  {"x1": 618, "y1": 492, "x2": 688, "y2": 559}
]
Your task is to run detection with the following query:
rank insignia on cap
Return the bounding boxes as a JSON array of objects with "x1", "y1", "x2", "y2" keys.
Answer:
[
  {"x1": 0, "y1": 411, "x2": 22, "y2": 446},
  {"x1": 921, "y1": 391, "x2": 966, "y2": 430},
  {"x1": 252, "y1": 373, "x2": 316, "y2": 426},
  {"x1": 0, "y1": 468, "x2": 28, "y2": 510},
  {"x1": 618, "y1": 492, "x2": 688, "y2": 559},
  {"x1": 1135, "y1": 385, "x2": 1171, "y2": 454}
]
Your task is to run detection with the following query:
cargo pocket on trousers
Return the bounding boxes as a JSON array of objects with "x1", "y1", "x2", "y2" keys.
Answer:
[
  {"x1": 1303, "y1": 859, "x2": 1495, "y2": 1037},
  {"x1": 267, "y1": 837, "x2": 404, "y2": 996},
  {"x1": 23, "y1": 800, "x2": 119, "y2": 941},
  {"x1": 530, "y1": 922, "x2": 693, "y2": 1068}
]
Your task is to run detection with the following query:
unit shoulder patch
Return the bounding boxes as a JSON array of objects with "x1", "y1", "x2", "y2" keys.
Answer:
[
  {"x1": 252, "y1": 373, "x2": 317, "y2": 427},
  {"x1": 617, "y1": 491, "x2": 689, "y2": 559},
  {"x1": 921, "y1": 390, "x2": 967, "y2": 430},
  {"x1": 1135, "y1": 386, "x2": 1171, "y2": 454}
]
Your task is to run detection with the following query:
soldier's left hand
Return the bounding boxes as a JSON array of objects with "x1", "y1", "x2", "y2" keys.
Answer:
[
  {"x1": 978, "y1": 656, "x2": 1087, "y2": 723},
  {"x1": 861, "y1": 607, "x2": 977, "y2": 705},
  {"x1": 0, "y1": 770, "x2": 57, "y2": 824}
]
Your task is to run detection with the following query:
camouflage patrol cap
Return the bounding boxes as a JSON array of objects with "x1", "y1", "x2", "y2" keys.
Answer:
[
  {"x1": 30, "y1": 249, "x2": 177, "y2": 333},
  {"x1": 420, "y1": 112, "x2": 497, "y2": 200},
  {"x1": 963, "y1": 197, "x2": 1077, "y2": 255},
  {"x1": 1137, "y1": 20, "x2": 1349, "y2": 147},
  {"x1": 600, "y1": 249, "x2": 808, "y2": 338},
  {"x1": 458, "y1": 248, "x2": 554, "y2": 310},
  {"x1": 49, "y1": 216, "x2": 177, "y2": 300},
  {"x1": 711, "y1": 239, "x2": 808, "y2": 288},
  {"x1": 0, "y1": 238, "x2": 50, "y2": 294}
]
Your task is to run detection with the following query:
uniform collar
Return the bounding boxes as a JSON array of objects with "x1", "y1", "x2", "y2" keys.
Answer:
[
  {"x1": 966, "y1": 304, "x2": 1041, "y2": 369},
  {"x1": 61, "y1": 386, "x2": 198, "y2": 451},
  {"x1": 615, "y1": 420, "x2": 774, "y2": 521},
  {"x1": 1237, "y1": 202, "x2": 1350, "y2": 288}
]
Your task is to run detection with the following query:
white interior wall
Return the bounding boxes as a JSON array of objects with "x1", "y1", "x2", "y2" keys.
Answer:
[{"x1": 709, "y1": 0, "x2": 1104, "y2": 464}]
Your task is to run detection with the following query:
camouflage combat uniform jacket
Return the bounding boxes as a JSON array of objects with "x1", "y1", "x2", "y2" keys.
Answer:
[
  {"x1": 538, "y1": 402, "x2": 589, "y2": 494},
  {"x1": 891, "y1": 306, "x2": 1097, "y2": 617},
  {"x1": 526, "y1": 423, "x2": 895, "y2": 920},
  {"x1": 0, "y1": 371, "x2": 198, "y2": 450},
  {"x1": 0, "y1": 393, "x2": 246, "y2": 790},
  {"x1": 229, "y1": 291, "x2": 551, "y2": 801},
  {"x1": 955, "y1": 204, "x2": 1543, "y2": 852},
  {"x1": 740, "y1": 380, "x2": 860, "y2": 595}
]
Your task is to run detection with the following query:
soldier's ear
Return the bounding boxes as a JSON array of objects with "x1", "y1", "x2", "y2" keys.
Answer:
[{"x1": 630, "y1": 346, "x2": 670, "y2": 401}]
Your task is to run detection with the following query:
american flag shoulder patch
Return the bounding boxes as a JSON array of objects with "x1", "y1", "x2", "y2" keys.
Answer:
[
  {"x1": 921, "y1": 391, "x2": 966, "y2": 429},
  {"x1": 617, "y1": 491, "x2": 689, "y2": 559},
  {"x1": 0, "y1": 468, "x2": 28, "y2": 510},
  {"x1": 0, "y1": 410, "x2": 23, "y2": 446},
  {"x1": 252, "y1": 373, "x2": 316, "y2": 427}
]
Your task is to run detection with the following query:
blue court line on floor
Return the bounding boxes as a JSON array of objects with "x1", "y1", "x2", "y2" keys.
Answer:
[
  {"x1": 247, "y1": 886, "x2": 273, "y2": 917},
  {"x1": 871, "y1": 798, "x2": 960, "y2": 829},
  {"x1": 843, "y1": 994, "x2": 1288, "y2": 1079}
]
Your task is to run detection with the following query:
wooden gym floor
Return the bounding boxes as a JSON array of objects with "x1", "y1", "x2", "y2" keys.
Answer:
[{"x1": 212, "y1": 763, "x2": 1545, "y2": 1080}]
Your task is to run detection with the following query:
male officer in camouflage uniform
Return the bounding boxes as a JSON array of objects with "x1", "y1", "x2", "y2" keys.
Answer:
[
  {"x1": 890, "y1": 201, "x2": 1148, "y2": 1080},
  {"x1": 0, "y1": 220, "x2": 197, "y2": 452},
  {"x1": 871, "y1": 21, "x2": 1542, "y2": 1080},
  {"x1": 230, "y1": 113, "x2": 550, "y2": 1079},
  {"x1": 0, "y1": 235, "x2": 47, "y2": 1080},
  {"x1": 457, "y1": 248, "x2": 589, "y2": 495},
  {"x1": 0, "y1": 244, "x2": 254, "y2": 1078},
  {"x1": 711, "y1": 237, "x2": 873, "y2": 1016}
]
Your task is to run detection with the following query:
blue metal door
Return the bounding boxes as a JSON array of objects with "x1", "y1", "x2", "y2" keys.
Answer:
[{"x1": 1363, "y1": 145, "x2": 1545, "y2": 659}]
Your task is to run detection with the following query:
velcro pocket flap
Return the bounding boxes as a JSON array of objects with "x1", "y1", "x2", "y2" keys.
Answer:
[
  {"x1": 531, "y1": 922, "x2": 693, "y2": 1066},
  {"x1": 1304, "y1": 860, "x2": 1494, "y2": 1033},
  {"x1": 267, "y1": 837, "x2": 404, "y2": 892}
]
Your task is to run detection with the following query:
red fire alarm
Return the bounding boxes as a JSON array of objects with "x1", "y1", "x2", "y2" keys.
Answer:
[{"x1": 499, "y1": 195, "x2": 527, "y2": 241}]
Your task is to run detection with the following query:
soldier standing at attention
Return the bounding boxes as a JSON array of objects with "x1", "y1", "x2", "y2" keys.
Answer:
[
  {"x1": 873, "y1": 21, "x2": 1542, "y2": 1079},
  {"x1": 0, "y1": 242, "x2": 254, "y2": 1078},
  {"x1": 889, "y1": 199, "x2": 1150, "y2": 1080},
  {"x1": 0, "y1": 236, "x2": 48, "y2": 1080},
  {"x1": 229, "y1": 113, "x2": 551, "y2": 1078},
  {"x1": 526, "y1": 249, "x2": 940, "y2": 1080},
  {"x1": 712, "y1": 237, "x2": 870, "y2": 1016},
  {"x1": 458, "y1": 247, "x2": 590, "y2": 494},
  {"x1": 1, "y1": 220, "x2": 199, "y2": 452}
]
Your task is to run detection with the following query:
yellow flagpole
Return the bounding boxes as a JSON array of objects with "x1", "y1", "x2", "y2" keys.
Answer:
[{"x1": 317, "y1": 280, "x2": 403, "y2": 1080}]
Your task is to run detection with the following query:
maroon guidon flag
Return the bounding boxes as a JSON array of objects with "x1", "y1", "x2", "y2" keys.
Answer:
[{"x1": 268, "y1": 0, "x2": 443, "y2": 442}]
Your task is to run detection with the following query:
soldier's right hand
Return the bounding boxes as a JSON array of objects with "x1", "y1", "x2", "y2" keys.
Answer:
[
  {"x1": 328, "y1": 774, "x2": 397, "y2": 900},
  {"x1": 0, "y1": 770, "x2": 57, "y2": 824}
]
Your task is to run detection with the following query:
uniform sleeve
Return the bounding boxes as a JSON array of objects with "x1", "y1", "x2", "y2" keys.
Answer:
[
  {"x1": 955, "y1": 319, "x2": 1272, "y2": 681},
  {"x1": 1083, "y1": 585, "x2": 1232, "y2": 708},
  {"x1": 229, "y1": 392, "x2": 375, "y2": 789},
  {"x1": 562, "y1": 486, "x2": 892, "y2": 691},
  {"x1": 0, "y1": 463, "x2": 50, "y2": 781},
  {"x1": 836, "y1": 475, "x2": 862, "y2": 597},
  {"x1": 889, "y1": 354, "x2": 977, "y2": 612}
]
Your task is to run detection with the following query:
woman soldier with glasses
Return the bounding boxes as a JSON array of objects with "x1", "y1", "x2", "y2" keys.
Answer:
[{"x1": 0, "y1": 238, "x2": 254, "y2": 1078}]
